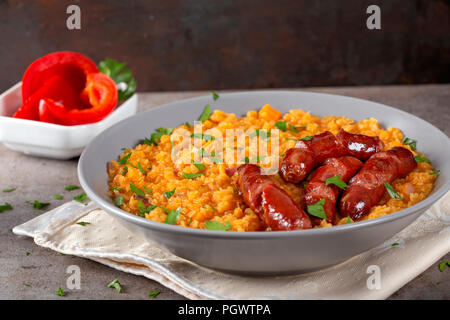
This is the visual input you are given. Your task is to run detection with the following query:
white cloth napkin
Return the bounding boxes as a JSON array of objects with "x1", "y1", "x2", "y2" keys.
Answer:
[{"x1": 13, "y1": 191, "x2": 450, "y2": 300}]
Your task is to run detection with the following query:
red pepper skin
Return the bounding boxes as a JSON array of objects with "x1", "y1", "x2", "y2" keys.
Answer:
[
  {"x1": 13, "y1": 75, "x2": 87, "y2": 121},
  {"x1": 21, "y1": 51, "x2": 98, "y2": 101},
  {"x1": 39, "y1": 72, "x2": 118, "y2": 125}
]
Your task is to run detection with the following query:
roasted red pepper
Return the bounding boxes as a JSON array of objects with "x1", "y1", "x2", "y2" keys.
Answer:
[
  {"x1": 21, "y1": 51, "x2": 98, "y2": 100},
  {"x1": 39, "y1": 72, "x2": 118, "y2": 125}
]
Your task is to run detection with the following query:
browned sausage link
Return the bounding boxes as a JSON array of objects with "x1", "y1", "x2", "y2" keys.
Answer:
[
  {"x1": 305, "y1": 156, "x2": 363, "y2": 225},
  {"x1": 280, "y1": 131, "x2": 344, "y2": 183},
  {"x1": 336, "y1": 129, "x2": 385, "y2": 160},
  {"x1": 229, "y1": 164, "x2": 312, "y2": 230},
  {"x1": 340, "y1": 147, "x2": 417, "y2": 220},
  {"x1": 280, "y1": 130, "x2": 384, "y2": 184}
]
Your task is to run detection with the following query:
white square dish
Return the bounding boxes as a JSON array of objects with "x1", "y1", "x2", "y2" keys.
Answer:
[{"x1": 0, "y1": 82, "x2": 138, "y2": 159}]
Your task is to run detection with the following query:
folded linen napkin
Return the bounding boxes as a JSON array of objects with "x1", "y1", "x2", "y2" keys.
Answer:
[{"x1": 13, "y1": 191, "x2": 450, "y2": 300}]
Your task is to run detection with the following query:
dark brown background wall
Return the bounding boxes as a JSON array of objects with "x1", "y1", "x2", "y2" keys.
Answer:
[{"x1": 1, "y1": 0, "x2": 449, "y2": 92}]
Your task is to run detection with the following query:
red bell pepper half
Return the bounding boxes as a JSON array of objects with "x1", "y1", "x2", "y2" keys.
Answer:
[
  {"x1": 21, "y1": 51, "x2": 98, "y2": 100},
  {"x1": 39, "y1": 72, "x2": 118, "y2": 125}
]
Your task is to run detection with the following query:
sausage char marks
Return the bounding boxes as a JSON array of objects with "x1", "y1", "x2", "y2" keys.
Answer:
[
  {"x1": 305, "y1": 156, "x2": 363, "y2": 225},
  {"x1": 280, "y1": 129, "x2": 384, "y2": 184},
  {"x1": 227, "y1": 164, "x2": 312, "y2": 231},
  {"x1": 340, "y1": 147, "x2": 417, "y2": 220}
]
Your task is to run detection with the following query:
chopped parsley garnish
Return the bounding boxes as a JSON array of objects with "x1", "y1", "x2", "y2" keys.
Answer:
[
  {"x1": 205, "y1": 204, "x2": 215, "y2": 211},
  {"x1": 205, "y1": 220, "x2": 231, "y2": 231},
  {"x1": 300, "y1": 135, "x2": 313, "y2": 141},
  {"x1": 2, "y1": 188, "x2": 16, "y2": 193},
  {"x1": 121, "y1": 166, "x2": 128, "y2": 176},
  {"x1": 24, "y1": 282, "x2": 30, "y2": 287},
  {"x1": 194, "y1": 163, "x2": 206, "y2": 171},
  {"x1": 198, "y1": 148, "x2": 216, "y2": 157},
  {"x1": 164, "y1": 188, "x2": 176, "y2": 200},
  {"x1": 137, "y1": 161, "x2": 147, "y2": 175},
  {"x1": 345, "y1": 216, "x2": 352, "y2": 224},
  {"x1": 28, "y1": 200, "x2": 50, "y2": 210},
  {"x1": 148, "y1": 289, "x2": 161, "y2": 298},
  {"x1": 73, "y1": 193, "x2": 90, "y2": 204},
  {"x1": 26, "y1": 252, "x2": 31, "y2": 256},
  {"x1": 241, "y1": 156, "x2": 250, "y2": 163},
  {"x1": 289, "y1": 124, "x2": 305, "y2": 132},
  {"x1": 199, "y1": 104, "x2": 212, "y2": 122},
  {"x1": 98, "y1": 58, "x2": 137, "y2": 101},
  {"x1": 164, "y1": 207, "x2": 181, "y2": 225},
  {"x1": 137, "y1": 200, "x2": 156, "y2": 217},
  {"x1": 129, "y1": 183, "x2": 145, "y2": 197},
  {"x1": 53, "y1": 194, "x2": 63, "y2": 200},
  {"x1": 415, "y1": 155, "x2": 431, "y2": 163},
  {"x1": 384, "y1": 183, "x2": 403, "y2": 200},
  {"x1": 191, "y1": 133, "x2": 215, "y2": 141},
  {"x1": 64, "y1": 185, "x2": 80, "y2": 191},
  {"x1": 55, "y1": 287, "x2": 66, "y2": 297},
  {"x1": 392, "y1": 243, "x2": 399, "y2": 247},
  {"x1": 275, "y1": 121, "x2": 287, "y2": 132},
  {"x1": 76, "y1": 222, "x2": 90, "y2": 226},
  {"x1": 249, "y1": 129, "x2": 270, "y2": 141},
  {"x1": 403, "y1": 137, "x2": 417, "y2": 151},
  {"x1": 107, "y1": 279, "x2": 122, "y2": 293},
  {"x1": 114, "y1": 196, "x2": 124, "y2": 207},
  {"x1": 112, "y1": 186, "x2": 122, "y2": 191},
  {"x1": 325, "y1": 176, "x2": 347, "y2": 190},
  {"x1": 185, "y1": 122, "x2": 191, "y2": 128},
  {"x1": 144, "y1": 128, "x2": 174, "y2": 146},
  {"x1": 118, "y1": 152, "x2": 132, "y2": 165},
  {"x1": 307, "y1": 198, "x2": 326, "y2": 219},
  {"x1": 439, "y1": 261, "x2": 450, "y2": 272},
  {"x1": 250, "y1": 156, "x2": 266, "y2": 163},
  {"x1": 182, "y1": 172, "x2": 203, "y2": 179},
  {"x1": 0, "y1": 203, "x2": 13, "y2": 213},
  {"x1": 430, "y1": 170, "x2": 440, "y2": 175},
  {"x1": 143, "y1": 186, "x2": 152, "y2": 194},
  {"x1": 210, "y1": 91, "x2": 219, "y2": 101}
]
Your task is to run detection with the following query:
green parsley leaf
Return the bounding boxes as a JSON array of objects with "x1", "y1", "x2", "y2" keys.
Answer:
[
  {"x1": 53, "y1": 194, "x2": 63, "y2": 200},
  {"x1": 73, "y1": 193, "x2": 90, "y2": 204},
  {"x1": 184, "y1": 122, "x2": 191, "y2": 128},
  {"x1": 439, "y1": 261, "x2": 450, "y2": 272},
  {"x1": 76, "y1": 222, "x2": 90, "y2": 226},
  {"x1": 28, "y1": 200, "x2": 50, "y2": 210},
  {"x1": 194, "y1": 163, "x2": 206, "y2": 171},
  {"x1": 384, "y1": 183, "x2": 403, "y2": 200},
  {"x1": 26, "y1": 252, "x2": 31, "y2": 256},
  {"x1": 164, "y1": 188, "x2": 176, "y2": 200},
  {"x1": 199, "y1": 104, "x2": 212, "y2": 121},
  {"x1": 0, "y1": 203, "x2": 13, "y2": 213},
  {"x1": 24, "y1": 282, "x2": 30, "y2": 287},
  {"x1": 55, "y1": 286, "x2": 66, "y2": 297},
  {"x1": 143, "y1": 186, "x2": 152, "y2": 194},
  {"x1": 415, "y1": 155, "x2": 431, "y2": 163},
  {"x1": 325, "y1": 176, "x2": 347, "y2": 190},
  {"x1": 307, "y1": 198, "x2": 327, "y2": 219},
  {"x1": 403, "y1": 137, "x2": 417, "y2": 151},
  {"x1": 112, "y1": 186, "x2": 122, "y2": 191},
  {"x1": 345, "y1": 216, "x2": 353, "y2": 224},
  {"x1": 241, "y1": 156, "x2": 250, "y2": 163},
  {"x1": 64, "y1": 185, "x2": 80, "y2": 191},
  {"x1": 129, "y1": 183, "x2": 145, "y2": 197},
  {"x1": 205, "y1": 220, "x2": 231, "y2": 231},
  {"x1": 121, "y1": 166, "x2": 128, "y2": 176},
  {"x1": 144, "y1": 128, "x2": 174, "y2": 146},
  {"x1": 289, "y1": 124, "x2": 306, "y2": 133},
  {"x1": 275, "y1": 121, "x2": 287, "y2": 132},
  {"x1": 164, "y1": 207, "x2": 181, "y2": 225},
  {"x1": 137, "y1": 161, "x2": 147, "y2": 175},
  {"x1": 118, "y1": 152, "x2": 132, "y2": 165},
  {"x1": 205, "y1": 204, "x2": 215, "y2": 211},
  {"x1": 210, "y1": 91, "x2": 219, "y2": 101},
  {"x1": 392, "y1": 243, "x2": 400, "y2": 247},
  {"x1": 98, "y1": 58, "x2": 137, "y2": 101},
  {"x1": 2, "y1": 188, "x2": 16, "y2": 193},
  {"x1": 182, "y1": 172, "x2": 203, "y2": 179},
  {"x1": 430, "y1": 170, "x2": 440, "y2": 175},
  {"x1": 137, "y1": 200, "x2": 156, "y2": 217},
  {"x1": 191, "y1": 133, "x2": 215, "y2": 141},
  {"x1": 114, "y1": 196, "x2": 124, "y2": 207},
  {"x1": 107, "y1": 279, "x2": 122, "y2": 293},
  {"x1": 300, "y1": 136, "x2": 313, "y2": 141},
  {"x1": 249, "y1": 129, "x2": 270, "y2": 141},
  {"x1": 148, "y1": 289, "x2": 161, "y2": 298}
]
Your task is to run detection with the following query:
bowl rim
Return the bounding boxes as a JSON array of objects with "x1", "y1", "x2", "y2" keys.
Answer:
[{"x1": 78, "y1": 89, "x2": 450, "y2": 239}]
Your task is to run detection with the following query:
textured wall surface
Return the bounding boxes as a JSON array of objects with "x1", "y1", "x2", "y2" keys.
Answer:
[{"x1": 1, "y1": 0, "x2": 449, "y2": 92}]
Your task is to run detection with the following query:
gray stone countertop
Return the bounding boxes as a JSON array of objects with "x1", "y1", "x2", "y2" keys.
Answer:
[{"x1": 0, "y1": 85, "x2": 448, "y2": 299}]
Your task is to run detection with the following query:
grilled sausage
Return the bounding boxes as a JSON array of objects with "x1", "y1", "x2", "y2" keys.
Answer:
[
  {"x1": 339, "y1": 147, "x2": 417, "y2": 220},
  {"x1": 280, "y1": 129, "x2": 384, "y2": 184},
  {"x1": 305, "y1": 156, "x2": 363, "y2": 225},
  {"x1": 228, "y1": 164, "x2": 312, "y2": 231}
]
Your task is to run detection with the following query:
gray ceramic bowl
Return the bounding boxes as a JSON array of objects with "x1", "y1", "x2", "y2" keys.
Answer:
[{"x1": 78, "y1": 91, "x2": 450, "y2": 275}]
